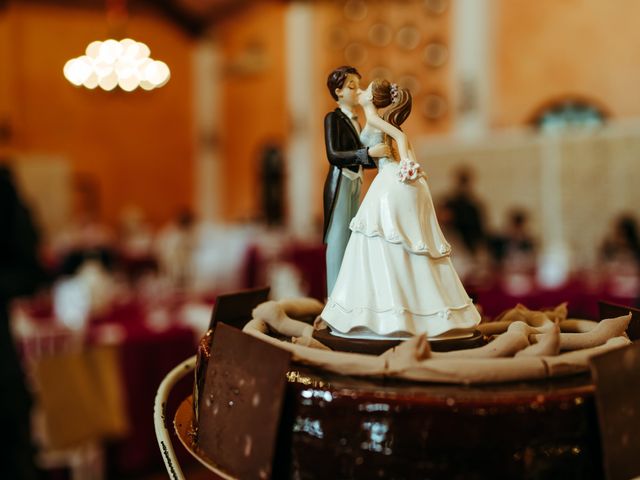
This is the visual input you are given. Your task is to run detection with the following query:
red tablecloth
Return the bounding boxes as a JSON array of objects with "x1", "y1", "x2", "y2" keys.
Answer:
[
  {"x1": 472, "y1": 276, "x2": 638, "y2": 320},
  {"x1": 17, "y1": 297, "x2": 200, "y2": 477},
  {"x1": 242, "y1": 241, "x2": 327, "y2": 301}
]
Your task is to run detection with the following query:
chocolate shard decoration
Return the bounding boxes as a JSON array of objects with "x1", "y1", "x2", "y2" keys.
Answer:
[
  {"x1": 209, "y1": 286, "x2": 270, "y2": 330},
  {"x1": 195, "y1": 287, "x2": 270, "y2": 436},
  {"x1": 589, "y1": 342, "x2": 640, "y2": 480},
  {"x1": 197, "y1": 322, "x2": 291, "y2": 480},
  {"x1": 598, "y1": 300, "x2": 640, "y2": 341}
]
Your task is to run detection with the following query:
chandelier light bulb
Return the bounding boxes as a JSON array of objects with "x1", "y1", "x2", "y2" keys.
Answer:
[
  {"x1": 136, "y1": 42, "x2": 151, "y2": 59},
  {"x1": 98, "y1": 72, "x2": 119, "y2": 91},
  {"x1": 139, "y1": 79, "x2": 155, "y2": 91},
  {"x1": 85, "y1": 41, "x2": 102, "y2": 59},
  {"x1": 83, "y1": 73, "x2": 99, "y2": 90},
  {"x1": 64, "y1": 38, "x2": 170, "y2": 91},
  {"x1": 119, "y1": 75, "x2": 139, "y2": 92}
]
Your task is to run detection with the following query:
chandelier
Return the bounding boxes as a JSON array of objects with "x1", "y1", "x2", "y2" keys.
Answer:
[
  {"x1": 63, "y1": 38, "x2": 170, "y2": 92},
  {"x1": 63, "y1": 0, "x2": 170, "y2": 92}
]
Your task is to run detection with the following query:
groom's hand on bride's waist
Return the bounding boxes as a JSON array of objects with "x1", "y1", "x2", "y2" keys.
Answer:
[{"x1": 368, "y1": 143, "x2": 391, "y2": 158}]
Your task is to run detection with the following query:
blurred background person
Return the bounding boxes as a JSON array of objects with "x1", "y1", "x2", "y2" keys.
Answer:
[
  {"x1": 443, "y1": 166, "x2": 487, "y2": 255},
  {"x1": 435, "y1": 202, "x2": 474, "y2": 281},
  {"x1": 260, "y1": 143, "x2": 285, "y2": 227},
  {"x1": 600, "y1": 213, "x2": 640, "y2": 268},
  {"x1": 0, "y1": 163, "x2": 46, "y2": 480},
  {"x1": 155, "y1": 207, "x2": 197, "y2": 290},
  {"x1": 53, "y1": 174, "x2": 115, "y2": 277},
  {"x1": 492, "y1": 207, "x2": 538, "y2": 272},
  {"x1": 597, "y1": 213, "x2": 640, "y2": 301},
  {"x1": 117, "y1": 205, "x2": 157, "y2": 280}
]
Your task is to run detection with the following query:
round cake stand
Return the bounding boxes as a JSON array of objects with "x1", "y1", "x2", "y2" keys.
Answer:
[
  {"x1": 174, "y1": 396, "x2": 238, "y2": 480},
  {"x1": 313, "y1": 327, "x2": 486, "y2": 354}
]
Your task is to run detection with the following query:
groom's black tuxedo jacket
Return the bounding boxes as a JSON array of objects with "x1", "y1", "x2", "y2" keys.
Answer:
[{"x1": 323, "y1": 108, "x2": 375, "y2": 241}]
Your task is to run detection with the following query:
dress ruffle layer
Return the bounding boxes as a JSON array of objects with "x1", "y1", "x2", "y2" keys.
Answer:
[{"x1": 322, "y1": 233, "x2": 480, "y2": 338}]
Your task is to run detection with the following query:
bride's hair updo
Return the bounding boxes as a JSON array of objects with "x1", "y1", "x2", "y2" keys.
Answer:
[{"x1": 371, "y1": 79, "x2": 412, "y2": 129}]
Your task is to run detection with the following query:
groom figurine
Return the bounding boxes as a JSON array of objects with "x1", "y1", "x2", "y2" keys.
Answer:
[{"x1": 323, "y1": 66, "x2": 389, "y2": 296}]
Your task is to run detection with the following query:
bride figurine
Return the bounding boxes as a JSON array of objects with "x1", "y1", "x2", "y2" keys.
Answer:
[{"x1": 321, "y1": 79, "x2": 481, "y2": 340}]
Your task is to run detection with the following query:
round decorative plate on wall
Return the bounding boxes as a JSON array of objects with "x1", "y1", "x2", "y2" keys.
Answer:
[
  {"x1": 398, "y1": 74, "x2": 422, "y2": 96},
  {"x1": 423, "y1": 41, "x2": 448, "y2": 68},
  {"x1": 343, "y1": 0, "x2": 368, "y2": 21},
  {"x1": 396, "y1": 24, "x2": 422, "y2": 51},
  {"x1": 344, "y1": 42, "x2": 367, "y2": 65},
  {"x1": 422, "y1": 93, "x2": 448, "y2": 120},
  {"x1": 327, "y1": 25, "x2": 349, "y2": 50},
  {"x1": 424, "y1": 0, "x2": 449, "y2": 15},
  {"x1": 368, "y1": 23, "x2": 393, "y2": 47}
]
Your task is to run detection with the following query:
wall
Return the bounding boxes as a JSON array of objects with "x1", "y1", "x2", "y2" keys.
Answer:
[
  {"x1": 0, "y1": 2, "x2": 194, "y2": 229},
  {"x1": 417, "y1": 121, "x2": 640, "y2": 269},
  {"x1": 493, "y1": 0, "x2": 640, "y2": 126},
  {"x1": 215, "y1": 2, "x2": 288, "y2": 222}
]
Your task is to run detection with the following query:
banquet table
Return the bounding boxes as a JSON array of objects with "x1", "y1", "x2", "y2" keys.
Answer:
[
  {"x1": 242, "y1": 241, "x2": 327, "y2": 301},
  {"x1": 15, "y1": 294, "x2": 205, "y2": 477},
  {"x1": 471, "y1": 274, "x2": 638, "y2": 320}
]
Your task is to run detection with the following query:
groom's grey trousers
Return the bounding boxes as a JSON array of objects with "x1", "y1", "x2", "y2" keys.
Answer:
[{"x1": 325, "y1": 170, "x2": 362, "y2": 296}]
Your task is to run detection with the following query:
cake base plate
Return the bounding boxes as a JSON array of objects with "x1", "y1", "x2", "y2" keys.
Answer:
[
  {"x1": 312, "y1": 328, "x2": 486, "y2": 355},
  {"x1": 174, "y1": 396, "x2": 237, "y2": 480}
]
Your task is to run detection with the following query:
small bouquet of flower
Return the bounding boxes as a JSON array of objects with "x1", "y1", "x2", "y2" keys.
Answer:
[{"x1": 397, "y1": 158, "x2": 423, "y2": 183}]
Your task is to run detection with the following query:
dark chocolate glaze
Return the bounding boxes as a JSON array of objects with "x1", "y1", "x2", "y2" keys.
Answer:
[{"x1": 279, "y1": 367, "x2": 603, "y2": 480}]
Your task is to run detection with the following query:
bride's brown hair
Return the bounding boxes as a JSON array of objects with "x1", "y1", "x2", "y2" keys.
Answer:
[{"x1": 371, "y1": 79, "x2": 412, "y2": 129}]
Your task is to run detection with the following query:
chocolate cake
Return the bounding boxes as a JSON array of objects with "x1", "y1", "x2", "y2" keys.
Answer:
[{"x1": 185, "y1": 298, "x2": 632, "y2": 479}]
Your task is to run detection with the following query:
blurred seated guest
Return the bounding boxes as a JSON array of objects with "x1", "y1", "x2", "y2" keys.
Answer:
[
  {"x1": 491, "y1": 208, "x2": 538, "y2": 271},
  {"x1": 436, "y1": 202, "x2": 494, "y2": 290},
  {"x1": 118, "y1": 205, "x2": 154, "y2": 259},
  {"x1": 53, "y1": 259, "x2": 120, "y2": 330},
  {"x1": 156, "y1": 209, "x2": 262, "y2": 296},
  {"x1": 0, "y1": 163, "x2": 46, "y2": 479},
  {"x1": 155, "y1": 208, "x2": 196, "y2": 289},
  {"x1": 52, "y1": 175, "x2": 115, "y2": 276},
  {"x1": 443, "y1": 165, "x2": 487, "y2": 254},
  {"x1": 436, "y1": 202, "x2": 474, "y2": 281},
  {"x1": 58, "y1": 247, "x2": 115, "y2": 277},
  {"x1": 117, "y1": 206, "x2": 156, "y2": 279},
  {"x1": 190, "y1": 221, "x2": 261, "y2": 295},
  {"x1": 600, "y1": 214, "x2": 640, "y2": 266},
  {"x1": 599, "y1": 214, "x2": 640, "y2": 299},
  {"x1": 491, "y1": 208, "x2": 538, "y2": 296}
]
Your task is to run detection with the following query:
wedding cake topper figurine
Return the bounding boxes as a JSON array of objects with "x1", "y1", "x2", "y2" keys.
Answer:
[
  {"x1": 323, "y1": 66, "x2": 391, "y2": 296},
  {"x1": 321, "y1": 77, "x2": 481, "y2": 341}
]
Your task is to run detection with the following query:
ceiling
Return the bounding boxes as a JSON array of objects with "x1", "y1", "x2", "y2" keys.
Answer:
[
  {"x1": 5, "y1": 0, "x2": 270, "y2": 36},
  {"x1": 154, "y1": 0, "x2": 256, "y2": 35}
]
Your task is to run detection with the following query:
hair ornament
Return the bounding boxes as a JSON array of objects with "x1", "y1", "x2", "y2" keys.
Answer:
[{"x1": 390, "y1": 83, "x2": 400, "y2": 103}]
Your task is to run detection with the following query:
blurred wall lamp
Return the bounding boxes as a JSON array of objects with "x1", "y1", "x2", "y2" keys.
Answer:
[{"x1": 63, "y1": 0, "x2": 170, "y2": 91}]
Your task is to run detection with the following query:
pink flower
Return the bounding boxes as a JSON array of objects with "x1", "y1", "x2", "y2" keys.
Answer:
[{"x1": 397, "y1": 159, "x2": 423, "y2": 183}]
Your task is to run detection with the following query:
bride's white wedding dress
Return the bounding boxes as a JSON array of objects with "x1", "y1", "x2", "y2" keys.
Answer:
[{"x1": 321, "y1": 126, "x2": 481, "y2": 339}]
